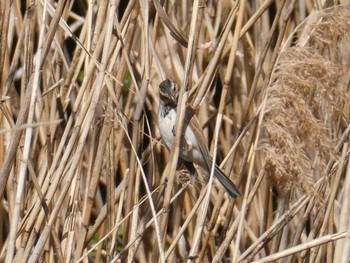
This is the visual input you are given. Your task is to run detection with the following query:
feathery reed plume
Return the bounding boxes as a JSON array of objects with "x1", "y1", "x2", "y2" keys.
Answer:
[{"x1": 262, "y1": 6, "x2": 350, "y2": 197}]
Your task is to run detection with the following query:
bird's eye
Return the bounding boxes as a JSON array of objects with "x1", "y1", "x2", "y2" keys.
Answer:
[{"x1": 171, "y1": 84, "x2": 177, "y2": 92}]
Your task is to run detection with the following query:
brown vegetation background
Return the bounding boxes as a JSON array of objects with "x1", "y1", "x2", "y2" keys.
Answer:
[{"x1": 0, "y1": 0, "x2": 349, "y2": 262}]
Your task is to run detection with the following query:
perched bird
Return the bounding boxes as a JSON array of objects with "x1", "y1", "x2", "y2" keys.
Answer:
[{"x1": 157, "y1": 79, "x2": 241, "y2": 197}]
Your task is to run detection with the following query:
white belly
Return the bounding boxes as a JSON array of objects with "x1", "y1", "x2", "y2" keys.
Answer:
[{"x1": 158, "y1": 108, "x2": 206, "y2": 167}]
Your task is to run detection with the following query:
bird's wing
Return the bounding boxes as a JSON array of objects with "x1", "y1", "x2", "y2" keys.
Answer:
[
  {"x1": 185, "y1": 106, "x2": 242, "y2": 197},
  {"x1": 185, "y1": 106, "x2": 212, "y2": 170}
]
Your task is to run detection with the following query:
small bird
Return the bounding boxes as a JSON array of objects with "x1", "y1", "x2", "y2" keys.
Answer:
[{"x1": 157, "y1": 79, "x2": 241, "y2": 197}]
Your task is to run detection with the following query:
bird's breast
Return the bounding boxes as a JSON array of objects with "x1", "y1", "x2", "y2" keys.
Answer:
[
  {"x1": 158, "y1": 108, "x2": 177, "y2": 150},
  {"x1": 158, "y1": 108, "x2": 206, "y2": 167}
]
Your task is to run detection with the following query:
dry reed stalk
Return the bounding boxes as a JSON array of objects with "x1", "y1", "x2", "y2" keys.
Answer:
[{"x1": 0, "y1": 1, "x2": 349, "y2": 263}]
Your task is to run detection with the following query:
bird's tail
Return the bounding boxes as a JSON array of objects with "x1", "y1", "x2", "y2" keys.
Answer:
[{"x1": 210, "y1": 161, "x2": 241, "y2": 197}]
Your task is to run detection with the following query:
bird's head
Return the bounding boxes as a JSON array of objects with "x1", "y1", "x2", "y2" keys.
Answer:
[{"x1": 159, "y1": 79, "x2": 179, "y2": 104}]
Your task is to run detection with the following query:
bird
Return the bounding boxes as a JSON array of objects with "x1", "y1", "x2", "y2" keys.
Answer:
[{"x1": 157, "y1": 79, "x2": 241, "y2": 197}]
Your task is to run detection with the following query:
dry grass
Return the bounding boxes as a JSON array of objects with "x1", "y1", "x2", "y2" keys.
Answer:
[{"x1": 0, "y1": 1, "x2": 349, "y2": 262}]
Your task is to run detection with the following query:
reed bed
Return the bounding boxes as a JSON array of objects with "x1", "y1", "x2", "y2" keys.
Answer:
[{"x1": 0, "y1": 1, "x2": 349, "y2": 262}]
